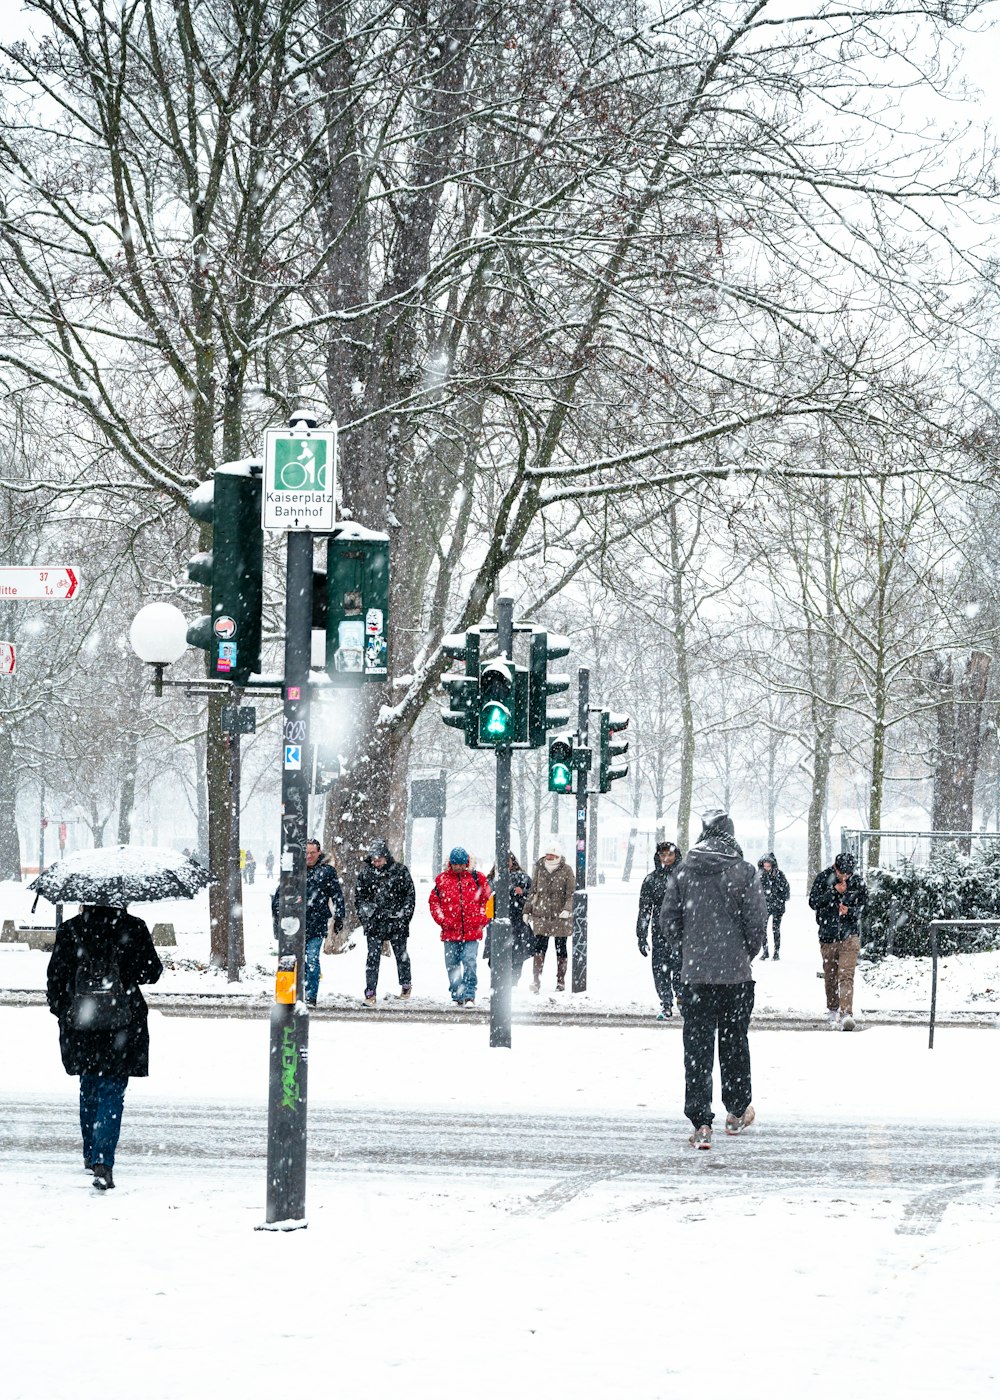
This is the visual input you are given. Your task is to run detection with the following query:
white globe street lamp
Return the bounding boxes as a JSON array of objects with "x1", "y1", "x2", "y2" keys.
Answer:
[{"x1": 128, "y1": 602, "x2": 189, "y2": 694}]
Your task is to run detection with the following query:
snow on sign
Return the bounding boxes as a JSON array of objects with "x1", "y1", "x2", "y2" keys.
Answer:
[
  {"x1": 0, "y1": 566, "x2": 79, "y2": 600},
  {"x1": 0, "y1": 642, "x2": 14, "y2": 675},
  {"x1": 262, "y1": 426, "x2": 337, "y2": 531}
]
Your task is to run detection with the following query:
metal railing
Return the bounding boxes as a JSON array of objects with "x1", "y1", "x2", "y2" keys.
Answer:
[
  {"x1": 840, "y1": 828, "x2": 1000, "y2": 880},
  {"x1": 926, "y1": 919, "x2": 1000, "y2": 1049}
]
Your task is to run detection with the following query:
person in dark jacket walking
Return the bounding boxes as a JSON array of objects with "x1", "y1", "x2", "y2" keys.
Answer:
[
  {"x1": 46, "y1": 905, "x2": 163, "y2": 1190},
  {"x1": 756, "y1": 853, "x2": 790, "y2": 960},
  {"x1": 484, "y1": 853, "x2": 534, "y2": 986},
  {"x1": 808, "y1": 852, "x2": 868, "y2": 1030},
  {"x1": 636, "y1": 840, "x2": 683, "y2": 1018},
  {"x1": 271, "y1": 838, "x2": 346, "y2": 1007},
  {"x1": 355, "y1": 837, "x2": 416, "y2": 1005},
  {"x1": 661, "y1": 811, "x2": 767, "y2": 1150}
]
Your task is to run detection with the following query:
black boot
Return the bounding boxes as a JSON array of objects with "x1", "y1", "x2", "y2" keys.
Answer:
[
  {"x1": 92, "y1": 1164, "x2": 115, "y2": 1191},
  {"x1": 761, "y1": 946, "x2": 769, "y2": 960}
]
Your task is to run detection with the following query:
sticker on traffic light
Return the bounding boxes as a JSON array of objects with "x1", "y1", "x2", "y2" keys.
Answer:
[
  {"x1": 548, "y1": 735, "x2": 574, "y2": 793},
  {"x1": 478, "y1": 658, "x2": 515, "y2": 746}
]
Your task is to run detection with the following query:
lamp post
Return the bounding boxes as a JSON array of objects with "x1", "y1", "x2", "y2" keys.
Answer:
[{"x1": 128, "y1": 602, "x2": 189, "y2": 693}]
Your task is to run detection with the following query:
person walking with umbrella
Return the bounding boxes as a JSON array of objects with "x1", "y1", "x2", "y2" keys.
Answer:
[
  {"x1": 46, "y1": 904, "x2": 162, "y2": 1190},
  {"x1": 31, "y1": 846, "x2": 213, "y2": 1190}
]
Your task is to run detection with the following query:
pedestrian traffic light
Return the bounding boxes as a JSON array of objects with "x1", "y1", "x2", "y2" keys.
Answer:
[
  {"x1": 548, "y1": 735, "x2": 574, "y2": 793},
  {"x1": 323, "y1": 532, "x2": 391, "y2": 684},
  {"x1": 186, "y1": 464, "x2": 264, "y2": 683},
  {"x1": 478, "y1": 657, "x2": 515, "y2": 746},
  {"x1": 441, "y1": 631, "x2": 481, "y2": 748},
  {"x1": 598, "y1": 710, "x2": 630, "y2": 792},
  {"x1": 528, "y1": 631, "x2": 571, "y2": 748}
]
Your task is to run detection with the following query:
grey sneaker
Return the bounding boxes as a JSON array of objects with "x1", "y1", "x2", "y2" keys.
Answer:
[
  {"x1": 725, "y1": 1105, "x2": 756, "y2": 1136},
  {"x1": 689, "y1": 1125, "x2": 712, "y2": 1150},
  {"x1": 841, "y1": 1013, "x2": 856, "y2": 1031}
]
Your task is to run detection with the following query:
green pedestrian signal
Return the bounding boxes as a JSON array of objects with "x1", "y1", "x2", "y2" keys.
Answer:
[
  {"x1": 598, "y1": 710, "x2": 630, "y2": 793},
  {"x1": 478, "y1": 658, "x2": 515, "y2": 746},
  {"x1": 186, "y1": 464, "x2": 264, "y2": 684},
  {"x1": 548, "y1": 735, "x2": 574, "y2": 793}
]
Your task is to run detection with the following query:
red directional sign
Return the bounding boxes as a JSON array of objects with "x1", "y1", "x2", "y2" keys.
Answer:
[
  {"x1": 0, "y1": 567, "x2": 79, "y2": 600},
  {"x1": 0, "y1": 642, "x2": 14, "y2": 675}
]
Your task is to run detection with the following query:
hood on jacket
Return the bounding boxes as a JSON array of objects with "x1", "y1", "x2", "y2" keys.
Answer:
[
  {"x1": 692, "y1": 810, "x2": 742, "y2": 860},
  {"x1": 684, "y1": 843, "x2": 744, "y2": 874},
  {"x1": 758, "y1": 852, "x2": 779, "y2": 870}
]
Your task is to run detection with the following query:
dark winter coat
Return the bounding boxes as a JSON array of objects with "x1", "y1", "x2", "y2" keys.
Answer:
[
  {"x1": 429, "y1": 867, "x2": 492, "y2": 941},
  {"x1": 354, "y1": 855, "x2": 415, "y2": 937},
  {"x1": 757, "y1": 854, "x2": 791, "y2": 915},
  {"x1": 484, "y1": 869, "x2": 534, "y2": 964},
  {"x1": 524, "y1": 857, "x2": 575, "y2": 938},
  {"x1": 808, "y1": 865, "x2": 868, "y2": 942},
  {"x1": 271, "y1": 857, "x2": 346, "y2": 941},
  {"x1": 46, "y1": 908, "x2": 163, "y2": 1078},
  {"x1": 660, "y1": 834, "x2": 766, "y2": 984},
  {"x1": 636, "y1": 856, "x2": 683, "y2": 940}
]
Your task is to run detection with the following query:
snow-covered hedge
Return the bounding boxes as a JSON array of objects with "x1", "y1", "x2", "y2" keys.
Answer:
[{"x1": 865, "y1": 847, "x2": 1000, "y2": 959}]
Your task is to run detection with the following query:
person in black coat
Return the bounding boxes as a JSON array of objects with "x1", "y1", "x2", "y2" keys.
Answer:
[
  {"x1": 46, "y1": 905, "x2": 163, "y2": 1191},
  {"x1": 355, "y1": 837, "x2": 416, "y2": 1004},
  {"x1": 484, "y1": 853, "x2": 534, "y2": 986},
  {"x1": 636, "y1": 841, "x2": 683, "y2": 1017},
  {"x1": 756, "y1": 853, "x2": 791, "y2": 960},
  {"x1": 808, "y1": 852, "x2": 868, "y2": 1030},
  {"x1": 271, "y1": 838, "x2": 346, "y2": 1007}
]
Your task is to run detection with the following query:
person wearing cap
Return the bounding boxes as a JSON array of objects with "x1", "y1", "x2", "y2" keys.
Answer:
[
  {"x1": 270, "y1": 837, "x2": 346, "y2": 1008},
  {"x1": 636, "y1": 841, "x2": 684, "y2": 1018},
  {"x1": 660, "y1": 810, "x2": 766, "y2": 1149},
  {"x1": 428, "y1": 847, "x2": 493, "y2": 1005},
  {"x1": 524, "y1": 843, "x2": 576, "y2": 992},
  {"x1": 355, "y1": 838, "x2": 416, "y2": 1006},
  {"x1": 808, "y1": 853, "x2": 869, "y2": 1030}
]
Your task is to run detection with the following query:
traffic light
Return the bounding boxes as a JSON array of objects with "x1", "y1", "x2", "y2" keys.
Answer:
[
  {"x1": 441, "y1": 631, "x2": 481, "y2": 748},
  {"x1": 478, "y1": 657, "x2": 516, "y2": 746},
  {"x1": 528, "y1": 631, "x2": 571, "y2": 747},
  {"x1": 186, "y1": 464, "x2": 264, "y2": 683},
  {"x1": 547, "y1": 734, "x2": 574, "y2": 793},
  {"x1": 323, "y1": 533, "x2": 390, "y2": 683},
  {"x1": 598, "y1": 710, "x2": 630, "y2": 792}
]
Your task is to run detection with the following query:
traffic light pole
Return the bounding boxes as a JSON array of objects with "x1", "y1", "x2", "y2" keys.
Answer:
[
  {"x1": 572, "y1": 668, "x2": 589, "y2": 993},
  {"x1": 490, "y1": 596, "x2": 514, "y2": 1049},
  {"x1": 225, "y1": 688, "x2": 243, "y2": 984},
  {"x1": 262, "y1": 527, "x2": 312, "y2": 1230}
]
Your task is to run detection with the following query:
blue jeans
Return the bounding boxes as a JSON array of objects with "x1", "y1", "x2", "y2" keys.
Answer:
[
  {"x1": 443, "y1": 940, "x2": 479, "y2": 1002},
  {"x1": 305, "y1": 936, "x2": 323, "y2": 1002},
  {"x1": 79, "y1": 1073, "x2": 129, "y2": 1169}
]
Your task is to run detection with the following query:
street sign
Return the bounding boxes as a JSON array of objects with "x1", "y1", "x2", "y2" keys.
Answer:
[
  {"x1": 262, "y1": 427, "x2": 337, "y2": 531},
  {"x1": 0, "y1": 567, "x2": 79, "y2": 600},
  {"x1": 0, "y1": 642, "x2": 14, "y2": 675}
]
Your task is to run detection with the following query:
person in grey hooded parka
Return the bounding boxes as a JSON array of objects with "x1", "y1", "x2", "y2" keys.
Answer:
[{"x1": 660, "y1": 810, "x2": 767, "y2": 1148}]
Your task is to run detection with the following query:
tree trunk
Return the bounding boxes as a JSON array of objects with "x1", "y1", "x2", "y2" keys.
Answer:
[
  {"x1": 670, "y1": 506, "x2": 695, "y2": 850},
  {"x1": 0, "y1": 721, "x2": 20, "y2": 880},
  {"x1": 930, "y1": 651, "x2": 991, "y2": 853},
  {"x1": 117, "y1": 725, "x2": 139, "y2": 846}
]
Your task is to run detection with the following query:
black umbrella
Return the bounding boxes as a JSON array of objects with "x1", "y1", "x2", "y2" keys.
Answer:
[{"x1": 29, "y1": 845, "x2": 215, "y2": 907}]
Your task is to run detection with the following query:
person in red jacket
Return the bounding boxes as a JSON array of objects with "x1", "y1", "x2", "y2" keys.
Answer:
[{"x1": 429, "y1": 847, "x2": 492, "y2": 1006}]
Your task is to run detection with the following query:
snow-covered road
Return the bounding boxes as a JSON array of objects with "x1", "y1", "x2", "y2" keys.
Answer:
[{"x1": 3, "y1": 1009, "x2": 999, "y2": 1399}]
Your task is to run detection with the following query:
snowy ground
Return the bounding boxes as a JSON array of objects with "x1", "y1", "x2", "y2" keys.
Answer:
[
  {"x1": 1, "y1": 1009, "x2": 998, "y2": 1399},
  {"x1": 3, "y1": 872, "x2": 999, "y2": 1020}
]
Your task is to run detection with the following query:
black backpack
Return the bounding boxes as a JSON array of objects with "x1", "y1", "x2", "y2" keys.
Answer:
[{"x1": 70, "y1": 936, "x2": 132, "y2": 1032}]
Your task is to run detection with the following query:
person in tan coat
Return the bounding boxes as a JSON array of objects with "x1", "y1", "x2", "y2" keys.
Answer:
[{"x1": 524, "y1": 844, "x2": 575, "y2": 991}]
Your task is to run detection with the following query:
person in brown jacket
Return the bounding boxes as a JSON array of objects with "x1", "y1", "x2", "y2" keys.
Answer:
[{"x1": 524, "y1": 843, "x2": 575, "y2": 991}]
